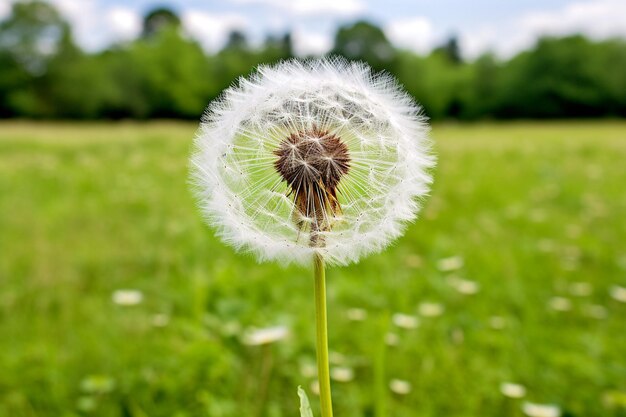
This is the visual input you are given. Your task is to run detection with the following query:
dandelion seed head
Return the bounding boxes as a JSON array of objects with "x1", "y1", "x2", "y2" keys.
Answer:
[{"x1": 190, "y1": 58, "x2": 434, "y2": 266}]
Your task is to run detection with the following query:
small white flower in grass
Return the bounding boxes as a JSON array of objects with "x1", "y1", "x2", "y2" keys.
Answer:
[
  {"x1": 418, "y1": 302, "x2": 444, "y2": 317},
  {"x1": 242, "y1": 325, "x2": 288, "y2": 346},
  {"x1": 447, "y1": 276, "x2": 480, "y2": 295},
  {"x1": 392, "y1": 313, "x2": 419, "y2": 329},
  {"x1": 548, "y1": 297, "x2": 572, "y2": 312},
  {"x1": 500, "y1": 382, "x2": 527, "y2": 398},
  {"x1": 330, "y1": 367, "x2": 354, "y2": 382},
  {"x1": 190, "y1": 58, "x2": 434, "y2": 266},
  {"x1": 310, "y1": 380, "x2": 320, "y2": 396},
  {"x1": 300, "y1": 363, "x2": 317, "y2": 378},
  {"x1": 346, "y1": 308, "x2": 367, "y2": 321},
  {"x1": 437, "y1": 256, "x2": 463, "y2": 272},
  {"x1": 385, "y1": 332, "x2": 400, "y2": 346},
  {"x1": 111, "y1": 289, "x2": 143, "y2": 306},
  {"x1": 522, "y1": 402, "x2": 561, "y2": 417},
  {"x1": 610, "y1": 285, "x2": 626, "y2": 303},
  {"x1": 389, "y1": 379, "x2": 412, "y2": 395},
  {"x1": 329, "y1": 351, "x2": 347, "y2": 365}
]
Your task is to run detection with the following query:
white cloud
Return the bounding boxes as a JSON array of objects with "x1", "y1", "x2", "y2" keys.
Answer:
[
  {"x1": 106, "y1": 7, "x2": 141, "y2": 41},
  {"x1": 385, "y1": 17, "x2": 437, "y2": 55},
  {"x1": 0, "y1": 1, "x2": 11, "y2": 20},
  {"x1": 292, "y1": 29, "x2": 333, "y2": 56},
  {"x1": 182, "y1": 11, "x2": 248, "y2": 52},
  {"x1": 50, "y1": 0, "x2": 112, "y2": 50},
  {"x1": 230, "y1": 0, "x2": 365, "y2": 16},
  {"x1": 462, "y1": 0, "x2": 626, "y2": 58}
]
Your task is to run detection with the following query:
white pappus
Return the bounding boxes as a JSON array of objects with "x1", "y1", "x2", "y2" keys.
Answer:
[{"x1": 190, "y1": 58, "x2": 435, "y2": 266}]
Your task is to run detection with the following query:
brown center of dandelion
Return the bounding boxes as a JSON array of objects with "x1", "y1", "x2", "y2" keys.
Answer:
[{"x1": 273, "y1": 126, "x2": 351, "y2": 247}]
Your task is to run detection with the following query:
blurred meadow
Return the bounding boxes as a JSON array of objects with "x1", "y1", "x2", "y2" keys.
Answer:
[
  {"x1": 1, "y1": 121, "x2": 625, "y2": 416},
  {"x1": 2, "y1": 0, "x2": 626, "y2": 416}
]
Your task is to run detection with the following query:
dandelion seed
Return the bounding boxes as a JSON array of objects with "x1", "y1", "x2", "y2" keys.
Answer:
[
  {"x1": 330, "y1": 367, "x2": 354, "y2": 382},
  {"x1": 346, "y1": 308, "x2": 367, "y2": 321},
  {"x1": 522, "y1": 402, "x2": 561, "y2": 417},
  {"x1": 568, "y1": 282, "x2": 592, "y2": 297},
  {"x1": 111, "y1": 289, "x2": 143, "y2": 306},
  {"x1": 609, "y1": 285, "x2": 626, "y2": 303},
  {"x1": 389, "y1": 379, "x2": 412, "y2": 395},
  {"x1": 437, "y1": 256, "x2": 463, "y2": 272},
  {"x1": 392, "y1": 313, "x2": 420, "y2": 329},
  {"x1": 418, "y1": 302, "x2": 444, "y2": 317},
  {"x1": 447, "y1": 276, "x2": 480, "y2": 295},
  {"x1": 500, "y1": 382, "x2": 527, "y2": 398},
  {"x1": 548, "y1": 297, "x2": 572, "y2": 312},
  {"x1": 385, "y1": 332, "x2": 400, "y2": 346},
  {"x1": 190, "y1": 58, "x2": 434, "y2": 266},
  {"x1": 242, "y1": 325, "x2": 288, "y2": 346}
]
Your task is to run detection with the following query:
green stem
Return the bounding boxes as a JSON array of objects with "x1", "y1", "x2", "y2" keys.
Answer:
[{"x1": 313, "y1": 253, "x2": 334, "y2": 417}]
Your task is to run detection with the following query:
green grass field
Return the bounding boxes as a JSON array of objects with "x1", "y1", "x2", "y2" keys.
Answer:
[{"x1": 1, "y1": 121, "x2": 625, "y2": 417}]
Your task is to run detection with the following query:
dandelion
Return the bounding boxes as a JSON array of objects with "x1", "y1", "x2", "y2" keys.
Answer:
[
  {"x1": 389, "y1": 379, "x2": 412, "y2": 395},
  {"x1": 190, "y1": 58, "x2": 434, "y2": 417},
  {"x1": 242, "y1": 325, "x2": 289, "y2": 346},
  {"x1": 392, "y1": 312, "x2": 420, "y2": 329},
  {"x1": 609, "y1": 285, "x2": 626, "y2": 303},
  {"x1": 447, "y1": 276, "x2": 480, "y2": 295},
  {"x1": 111, "y1": 289, "x2": 143, "y2": 306},
  {"x1": 385, "y1": 332, "x2": 400, "y2": 346},
  {"x1": 437, "y1": 256, "x2": 464, "y2": 272},
  {"x1": 191, "y1": 59, "x2": 433, "y2": 267},
  {"x1": 500, "y1": 382, "x2": 527, "y2": 398},
  {"x1": 330, "y1": 367, "x2": 354, "y2": 382},
  {"x1": 418, "y1": 302, "x2": 445, "y2": 317},
  {"x1": 522, "y1": 402, "x2": 561, "y2": 417},
  {"x1": 300, "y1": 362, "x2": 318, "y2": 378},
  {"x1": 548, "y1": 296, "x2": 572, "y2": 312}
]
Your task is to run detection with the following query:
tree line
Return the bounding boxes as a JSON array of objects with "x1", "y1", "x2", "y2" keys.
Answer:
[{"x1": 1, "y1": 1, "x2": 625, "y2": 120}]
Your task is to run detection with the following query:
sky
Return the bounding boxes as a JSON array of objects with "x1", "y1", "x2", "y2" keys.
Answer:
[{"x1": 1, "y1": 0, "x2": 625, "y2": 58}]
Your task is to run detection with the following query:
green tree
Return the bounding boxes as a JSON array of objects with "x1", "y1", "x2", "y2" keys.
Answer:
[
  {"x1": 331, "y1": 20, "x2": 396, "y2": 73},
  {"x1": 141, "y1": 7, "x2": 181, "y2": 39},
  {"x1": 0, "y1": 0, "x2": 76, "y2": 117}
]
